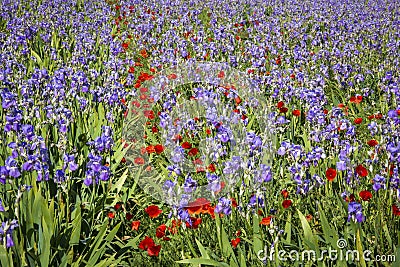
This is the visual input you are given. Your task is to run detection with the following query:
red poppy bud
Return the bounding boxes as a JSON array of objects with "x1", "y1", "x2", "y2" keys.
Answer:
[
  {"x1": 282, "y1": 199, "x2": 292, "y2": 209},
  {"x1": 354, "y1": 118, "x2": 363, "y2": 124},
  {"x1": 326, "y1": 168, "x2": 337, "y2": 181},
  {"x1": 292, "y1": 109, "x2": 301, "y2": 117},
  {"x1": 359, "y1": 190, "x2": 372, "y2": 201}
]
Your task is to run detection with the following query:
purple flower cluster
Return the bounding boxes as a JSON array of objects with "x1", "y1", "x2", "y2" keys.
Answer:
[
  {"x1": 347, "y1": 202, "x2": 365, "y2": 223},
  {"x1": 0, "y1": 219, "x2": 18, "y2": 248}
]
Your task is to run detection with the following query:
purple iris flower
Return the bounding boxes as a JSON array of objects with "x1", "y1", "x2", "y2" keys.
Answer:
[
  {"x1": 183, "y1": 176, "x2": 197, "y2": 193},
  {"x1": 347, "y1": 202, "x2": 365, "y2": 223},
  {"x1": 255, "y1": 164, "x2": 272, "y2": 183},
  {"x1": 372, "y1": 174, "x2": 386, "y2": 191},
  {"x1": 5, "y1": 156, "x2": 20, "y2": 178},
  {"x1": 215, "y1": 197, "x2": 232, "y2": 215},
  {"x1": 0, "y1": 219, "x2": 18, "y2": 248},
  {"x1": 336, "y1": 160, "x2": 347, "y2": 171}
]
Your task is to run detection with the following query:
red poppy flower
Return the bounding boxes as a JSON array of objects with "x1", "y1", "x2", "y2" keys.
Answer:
[
  {"x1": 188, "y1": 148, "x2": 199, "y2": 157},
  {"x1": 108, "y1": 212, "x2": 115, "y2": 219},
  {"x1": 235, "y1": 97, "x2": 242, "y2": 105},
  {"x1": 355, "y1": 164, "x2": 368, "y2": 177},
  {"x1": 186, "y1": 217, "x2": 202, "y2": 229},
  {"x1": 306, "y1": 214, "x2": 313, "y2": 222},
  {"x1": 367, "y1": 114, "x2": 375, "y2": 120},
  {"x1": 193, "y1": 158, "x2": 203, "y2": 165},
  {"x1": 128, "y1": 66, "x2": 135, "y2": 73},
  {"x1": 367, "y1": 139, "x2": 378, "y2": 147},
  {"x1": 134, "y1": 157, "x2": 145, "y2": 165},
  {"x1": 122, "y1": 42, "x2": 129, "y2": 50},
  {"x1": 345, "y1": 193, "x2": 356, "y2": 202},
  {"x1": 140, "y1": 49, "x2": 148, "y2": 58},
  {"x1": 217, "y1": 71, "x2": 225, "y2": 78},
  {"x1": 397, "y1": 110, "x2": 400, "y2": 116},
  {"x1": 277, "y1": 101, "x2": 285, "y2": 109},
  {"x1": 279, "y1": 107, "x2": 288, "y2": 113},
  {"x1": 350, "y1": 95, "x2": 362, "y2": 104},
  {"x1": 131, "y1": 220, "x2": 140, "y2": 231},
  {"x1": 354, "y1": 118, "x2": 363, "y2": 124},
  {"x1": 281, "y1": 189, "x2": 289, "y2": 199},
  {"x1": 167, "y1": 73, "x2": 177, "y2": 79},
  {"x1": 260, "y1": 216, "x2": 273, "y2": 226},
  {"x1": 168, "y1": 219, "x2": 181, "y2": 235},
  {"x1": 326, "y1": 168, "x2": 337, "y2": 181},
  {"x1": 206, "y1": 205, "x2": 215, "y2": 218},
  {"x1": 282, "y1": 200, "x2": 292, "y2": 209},
  {"x1": 147, "y1": 244, "x2": 161, "y2": 257},
  {"x1": 231, "y1": 238, "x2": 241, "y2": 248},
  {"x1": 143, "y1": 110, "x2": 155, "y2": 119},
  {"x1": 292, "y1": 109, "x2": 301, "y2": 117},
  {"x1": 145, "y1": 205, "x2": 162, "y2": 218},
  {"x1": 146, "y1": 145, "x2": 155, "y2": 154},
  {"x1": 171, "y1": 134, "x2": 182, "y2": 142},
  {"x1": 114, "y1": 203, "x2": 122, "y2": 210},
  {"x1": 359, "y1": 190, "x2": 372, "y2": 201},
  {"x1": 126, "y1": 213, "x2": 133, "y2": 221},
  {"x1": 156, "y1": 224, "x2": 167, "y2": 238},
  {"x1": 181, "y1": 142, "x2": 192, "y2": 149},
  {"x1": 231, "y1": 198, "x2": 238, "y2": 208},
  {"x1": 208, "y1": 163, "x2": 216, "y2": 172},
  {"x1": 154, "y1": 144, "x2": 164, "y2": 154},
  {"x1": 139, "y1": 236, "x2": 155, "y2": 250},
  {"x1": 392, "y1": 204, "x2": 400, "y2": 216},
  {"x1": 186, "y1": 198, "x2": 210, "y2": 215}
]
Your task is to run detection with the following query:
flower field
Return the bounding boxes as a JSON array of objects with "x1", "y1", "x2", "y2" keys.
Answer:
[{"x1": 0, "y1": 0, "x2": 399, "y2": 266}]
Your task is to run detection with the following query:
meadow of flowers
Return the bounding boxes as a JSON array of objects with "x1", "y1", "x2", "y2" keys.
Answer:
[{"x1": 0, "y1": 0, "x2": 399, "y2": 266}]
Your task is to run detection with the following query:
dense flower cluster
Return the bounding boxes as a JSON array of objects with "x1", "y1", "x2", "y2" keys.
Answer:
[{"x1": 0, "y1": 0, "x2": 400, "y2": 263}]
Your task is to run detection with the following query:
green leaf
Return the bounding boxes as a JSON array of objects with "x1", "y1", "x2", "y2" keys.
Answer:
[
  {"x1": 318, "y1": 203, "x2": 339, "y2": 247},
  {"x1": 87, "y1": 222, "x2": 121, "y2": 266},
  {"x1": 215, "y1": 215, "x2": 238, "y2": 266},
  {"x1": 297, "y1": 209, "x2": 319, "y2": 254},
  {"x1": 284, "y1": 212, "x2": 292, "y2": 244},
  {"x1": 195, "y1": 239, "x2": 210, "y2": 259},
  {"x1": 383, "y1": 224, "x2": 392, "y2": 249},
  {"x1": 356, "y1": 228, "x2": 366, "y2": 267},
  {"x1": 123, "y1": 233, "x2": 143, "y2": 250},
  {"x1": 0, "y1": 245, "x2": 11, "y2": 267},
  {"x1": 252, "y1": 214, "x2": 263, "y2": 256},
  {"x1": 39, "y1": 216, "x2": 51, "y2": 267},
  {"x1": 70, "y1": 205, "x2": 81, "y2": 245},
  {"x1": 31, "y1": 50, "x2": 43, "y2": 66},
  {"x1": 110, "y1": 169, "x2": 128, "y2": 195}
]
